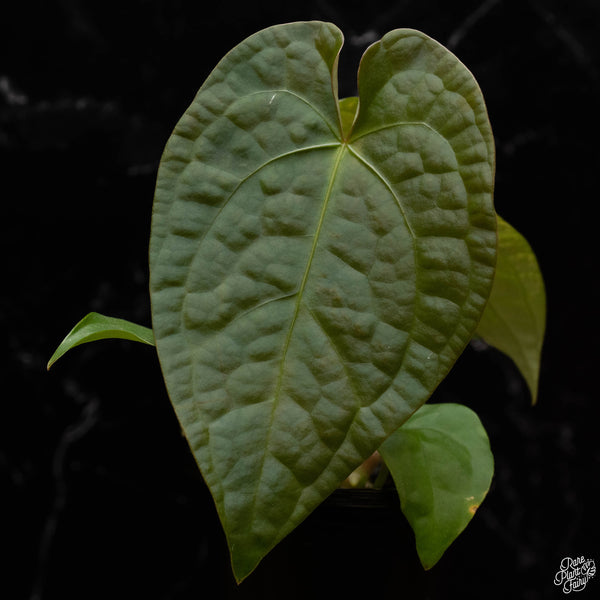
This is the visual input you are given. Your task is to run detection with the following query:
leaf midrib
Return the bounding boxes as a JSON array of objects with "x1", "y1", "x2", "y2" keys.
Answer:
[
  {"x1": 248, "y1": 143, "x2": 347, "y2": 527},
  {"x1": 274, "y1": 143, "x2": 348, "y2": 395}
]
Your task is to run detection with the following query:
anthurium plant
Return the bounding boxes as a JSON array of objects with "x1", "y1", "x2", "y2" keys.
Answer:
[{"x1": 48, "y1": 22, "x2": 545, "y2": 583}]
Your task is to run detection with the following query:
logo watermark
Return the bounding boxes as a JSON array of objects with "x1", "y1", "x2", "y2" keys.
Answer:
[{"x1": 554, "y1": 556, "x2": 596, "y2": 593}]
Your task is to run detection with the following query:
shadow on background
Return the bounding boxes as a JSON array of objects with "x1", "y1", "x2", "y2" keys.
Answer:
[{"x1": 2, "y1": 1, "x2": 599, "y2": 598}]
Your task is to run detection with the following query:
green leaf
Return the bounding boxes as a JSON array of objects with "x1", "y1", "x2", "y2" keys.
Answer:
[
  {"x1": 149, "y1": 21, "x2": 496, "y2": 581},
  {"x1": 379, "y1": 403, "x2": 494, "y2": 569},
  {"x1": 475, "y1": 216, "x2": 546, "y2": 402},
  {"x1": 338, "y1": 96, "x2": 358, "y2": 139},
  {"x1": 47, "y1": 312, "x2": 155, "y2": 369}
]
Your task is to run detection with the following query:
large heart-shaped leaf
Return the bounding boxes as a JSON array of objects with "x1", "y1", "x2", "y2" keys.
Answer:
[
  {"x1": 149, "y1": 21, "x2": 496, "y2": 581},
  {"x1": 475, "y1": 216, "x2": 546, "y2": 402},
  {"x1": 379, "y1": 403, "x2": 494, "y2": 569}
]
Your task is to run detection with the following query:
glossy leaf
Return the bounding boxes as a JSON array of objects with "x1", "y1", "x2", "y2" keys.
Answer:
[
  {"x1": 475, "y1": 216, "x2": 546, "y2": 402},
  {"x1": 379, "y1": 403, "x2": 494, "y2": 569},
  {"x1": 149, "y1": 21, "x2": 496, "y2": 581},
  {"x1": 47, "y1": 312, "x2": 154, "y2": 369},
  {"x1": 338, "y1": 96, "x2": 358, "y2": 138}
]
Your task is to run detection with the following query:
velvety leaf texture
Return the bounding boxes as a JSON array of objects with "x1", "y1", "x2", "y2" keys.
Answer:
[{"x1": 149, "y1": 21, "x2": 496, "y2": 581}]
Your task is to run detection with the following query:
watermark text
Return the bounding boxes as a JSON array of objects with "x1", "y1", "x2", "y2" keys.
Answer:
[{"x1": 554, "y1": 556, "x2": 596, "y2": 593}]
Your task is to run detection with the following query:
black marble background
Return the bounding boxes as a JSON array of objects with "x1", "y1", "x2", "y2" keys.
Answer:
[{"x1": 3, "y1": 1, "x2": 599, "y2": 598}]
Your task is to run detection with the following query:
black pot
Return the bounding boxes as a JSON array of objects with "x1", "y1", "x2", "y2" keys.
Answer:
[{"x1": 211, "y1": 487, "x2": 439, "y2": 599}]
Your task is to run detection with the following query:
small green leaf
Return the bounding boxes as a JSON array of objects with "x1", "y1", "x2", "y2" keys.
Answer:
[
  {"x1": 47, "y1": 312, "x2": 155, "y2": 369},
  {"x1": 338, "y1": 96, "x2": 358, "y2": 139},
  {"x1": 475, "y1": 216, "x2": 546, "y2": 403},
  {"x1": 379, "y1": 403, "x2": 494, "y2": 569}
]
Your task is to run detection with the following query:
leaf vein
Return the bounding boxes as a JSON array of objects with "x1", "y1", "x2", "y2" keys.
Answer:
[
  {"x1": 247, "y1": 144, "x2": 347, "y2": 525},
  {"x1": 350, "y1": 120, "x2": 441, "y2": 143}
]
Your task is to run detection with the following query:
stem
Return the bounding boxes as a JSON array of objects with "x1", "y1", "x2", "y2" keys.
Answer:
[
  {"x1": 373, "y1": 459, "x2": 390, "y2": 489},
  {"x1": 341, "y1": 451, "x2": 387, "y2": 489}
]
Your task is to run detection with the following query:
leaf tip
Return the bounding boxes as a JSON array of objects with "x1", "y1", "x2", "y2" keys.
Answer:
[
  {"x1": 419, "y1": 552, "x2": 438, "y2": 571},
  {"x1": 46, "y1": 348, "x2": 63, "y2": 371}
]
